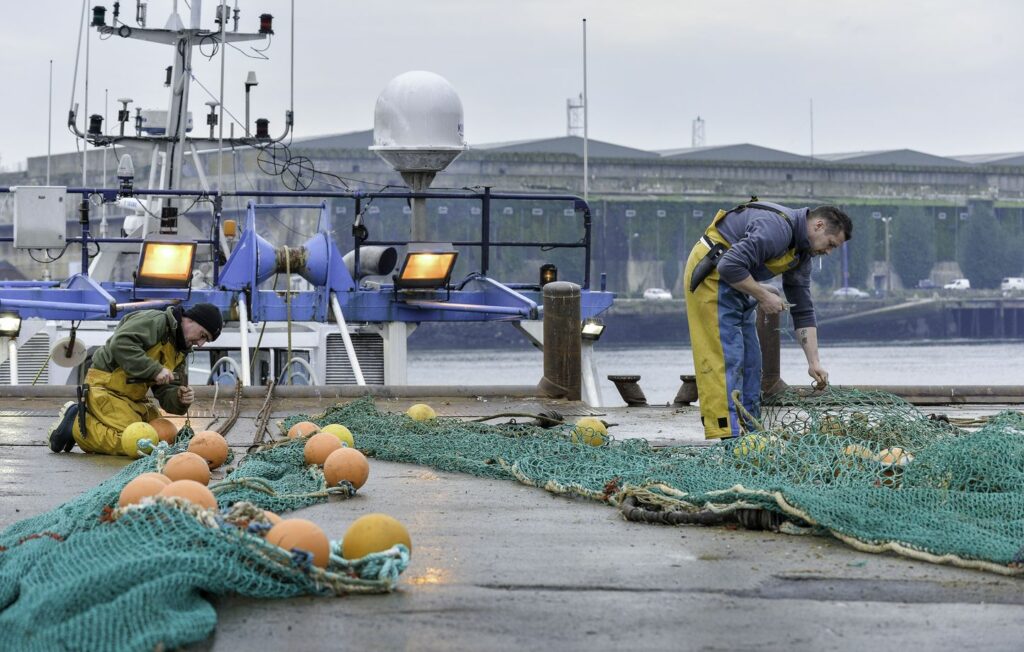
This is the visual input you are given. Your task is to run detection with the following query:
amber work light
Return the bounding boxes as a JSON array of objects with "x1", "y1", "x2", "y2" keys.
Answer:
[
  {"x1": 395, "y1": 251, "x2": 458, "y2": 290},
  {"x1": 136, "y1": 241, "x2": 197, "y2": 289}
]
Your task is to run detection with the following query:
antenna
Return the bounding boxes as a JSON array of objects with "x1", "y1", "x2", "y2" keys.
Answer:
[
  {"x1": 83, "y1": 0, "x2": 91, "y2": 186},
  {"x1": 566, "y1": 93, "x2": 584, "y2": 137},
  {"x1": 103, "y1": 89, "x2": 108, "y2": 186},
  {"x1": 691, "y1": 115, "x2": 705, "y2": 148},
  {"x1": 47, "y1": 59, "x2": 53, "y2": 185},
  {"x1": 809, "y1": 98, "x2": 815, "y2": 160},
  {"x1": 806, "y1": 99, "x2": 815, "y2": 160},
  {"x1": 582, "y1": 18, "x2": 589, "y2": 203}
]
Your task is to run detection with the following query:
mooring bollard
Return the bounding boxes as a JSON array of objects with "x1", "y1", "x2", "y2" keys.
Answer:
[
  {"x1": 538, "y1": 281, "x2": 582, "y2": 401},
  {"x1": 672, "y1": 374, "x2": 699, "y2": 406},
  {"x1": 756, "y1": 284, "x2": 786, "y2": 396},
  {"x1": 607, "y1": 375, "x2": 648, "y2": 406}
]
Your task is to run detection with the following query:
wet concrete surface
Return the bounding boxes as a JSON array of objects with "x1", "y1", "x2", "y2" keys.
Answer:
[{"x1": 1, "y1": 394, "x2": 1022, "y2": 651}]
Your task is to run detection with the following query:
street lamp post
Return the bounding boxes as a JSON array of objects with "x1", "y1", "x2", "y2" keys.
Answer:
[
  {"x1": 874, "y1": 214, "x2": 893, "y2": 292},
  {"x1": 956, "y1": 210, "x2": 968, "y2": 265},
  {"x1": 841, "y1": 241, "x2": 849, "y2": 289},
  {"x1": 881, "y1": 216, "x2": 893, "y2": 293}
]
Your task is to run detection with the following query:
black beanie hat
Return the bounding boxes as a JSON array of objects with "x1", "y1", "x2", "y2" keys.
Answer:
[{"x1": 184, "y1": 303, "x2": 223, "y2": 340}]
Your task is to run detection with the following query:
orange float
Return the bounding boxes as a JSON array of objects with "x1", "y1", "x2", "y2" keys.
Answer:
[
  {"x1": 323, "y1": 447, "x2": 369, "y2": 490},
  {"x1": 287, "y1": 421, "x2": 320, "y2": 439},
  {"x1": 118, "y1": 473, "x2": 172, "y2": 507},
  {"x1": 149, "y1": 418, "x2": 179, "y2": 445},
  {"x1": 188, "y1": 430, "x2": 230, "y2": 469},
  {"x1": 266, "y1": 518, "x2": 330, "y2": 568},
  {"x1": 162, "y1": 451, "x2": 212, "y2": 485},
  {"x1": 304, "y1": 432, "x2": 342, "y2": 466},
  {"x1": 158, "y1": 479, "x2": 218, "y2": 510}
]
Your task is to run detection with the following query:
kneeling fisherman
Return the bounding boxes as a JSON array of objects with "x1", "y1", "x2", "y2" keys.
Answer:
[{"x1": 47, "y1": 303, "x2": 222, "y2": 455}]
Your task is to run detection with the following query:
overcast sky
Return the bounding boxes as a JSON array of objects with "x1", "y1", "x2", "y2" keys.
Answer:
[{"x1": 2, "y1": 0, "x2": 1023, "y2": 169}]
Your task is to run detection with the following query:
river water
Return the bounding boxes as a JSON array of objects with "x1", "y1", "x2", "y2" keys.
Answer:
[{"x1": 408, "y1": 342, "x2": 1024, "y2": 407}]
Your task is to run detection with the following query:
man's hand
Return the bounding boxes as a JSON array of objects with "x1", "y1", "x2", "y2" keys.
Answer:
[
  {"x1": 178, "y1": 385, "x2": 195, "y2": 406},
  {"x1": 808, "y1": 363, "x2": 828, "y2": 389},
  {"x1": 758, "y1": 292, "x2": 786, "y2": 315},
  {"x1": 153, "y1": 368, "x2": 175, "y2": 385},
  {"x1": 730, "y1": 277, "x2": 787, "y2": 314}
]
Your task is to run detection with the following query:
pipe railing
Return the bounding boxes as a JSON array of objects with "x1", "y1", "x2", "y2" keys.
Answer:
[{"x1": 277, "y1": 356, "x2": 320, "y2": 386}]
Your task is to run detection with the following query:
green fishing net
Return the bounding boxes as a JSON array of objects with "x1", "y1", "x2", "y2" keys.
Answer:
[
  {"x1": 286, "y1": 391, "x2": 1024, "y2": 576},
  {"x1": 0, "y1": 427, "x2": 408, "y2": 652}
]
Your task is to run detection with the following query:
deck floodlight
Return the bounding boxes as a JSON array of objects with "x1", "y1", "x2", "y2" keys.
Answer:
[
  {"x1": 540, "y1": 263, "x2": 558, "y2": 286},
  {"x1": 581, "y1": 317, "x2": 605, "y2": 341},
  {"x1": 135, "y1": 240, "x2": 197, "y2": 289},
  {"x1": 0, "y1": 312, "x2": 21, "y2": 338},
  {"x1": 396, "y1": 251, "x2": 458, "y2": 289}
]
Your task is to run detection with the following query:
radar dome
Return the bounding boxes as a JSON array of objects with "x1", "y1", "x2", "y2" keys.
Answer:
[{"x1": 370, "y1": 71, "x2": 466, "y2": 175}]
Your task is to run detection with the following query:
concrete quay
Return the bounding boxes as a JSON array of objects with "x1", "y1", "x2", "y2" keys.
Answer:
[{"x1": 1, "y1": 391, "x2": 1021, "y2": 652}]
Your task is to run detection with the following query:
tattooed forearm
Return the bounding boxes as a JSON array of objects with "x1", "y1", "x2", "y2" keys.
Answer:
[{"x1": 798, "y1": 328, "x2": 808, "y2": 345}]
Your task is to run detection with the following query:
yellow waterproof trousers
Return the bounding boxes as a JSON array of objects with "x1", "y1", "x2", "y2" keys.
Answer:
[
  {"x1": 684, "y1": 212, "x2": 797, "y2": 439},
  {"x1": 683, "y1": 239, "x2": 762, "y2": 439},
  {"x1": 72, "y1": 341, "x2": 183, "y2": 455}
]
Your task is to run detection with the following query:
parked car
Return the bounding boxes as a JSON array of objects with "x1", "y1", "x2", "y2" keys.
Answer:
[
  {"x1": 1000, "y1": 277, "x2": 1024, "y2": 292},
  {"x1": 916, "y1": 279, "x2": 938, "y2": 289},
  {"x1": 832, "y1": 287, "x2": 870, "y2": 298},
  {"x1": 642, "y1": 288, "x2": 673, "y2": 301},
  {"x1": 943, "y1": 278, "x2": 971, "y2": 290}
]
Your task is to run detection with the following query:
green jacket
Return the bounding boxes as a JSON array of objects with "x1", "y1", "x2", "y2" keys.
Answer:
[{"x1": 91, "y1": 307, "x2": 189, "y2": 414}]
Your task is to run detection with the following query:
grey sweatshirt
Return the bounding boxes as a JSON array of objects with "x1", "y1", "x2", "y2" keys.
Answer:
[{"x1": 715, "y1": 204, "x2": 816, "y2": 328}]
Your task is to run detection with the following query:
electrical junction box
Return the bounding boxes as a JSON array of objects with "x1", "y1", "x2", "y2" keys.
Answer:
[{"x1": 13, "y1": 186, "x2": 67, "y2": 249}]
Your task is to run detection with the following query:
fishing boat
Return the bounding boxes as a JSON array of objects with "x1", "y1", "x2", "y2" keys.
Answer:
[{"x1": 0, "y1": 0, "x2": 614, "y2": 405}]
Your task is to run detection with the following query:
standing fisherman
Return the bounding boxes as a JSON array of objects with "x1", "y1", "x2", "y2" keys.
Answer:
[{"x1": 684, "y1": 199, "x2": 852, "y2": 439}]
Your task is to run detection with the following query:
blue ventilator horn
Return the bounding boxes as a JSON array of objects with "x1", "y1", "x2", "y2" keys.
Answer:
[{"x1": 218, "y1": 201, "x2": 368, "y2": 294}]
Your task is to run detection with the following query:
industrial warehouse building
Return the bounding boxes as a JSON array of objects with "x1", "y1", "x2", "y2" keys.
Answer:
[{"x1": 4, "y1": 130, "x2": 1024, "y2": 295}]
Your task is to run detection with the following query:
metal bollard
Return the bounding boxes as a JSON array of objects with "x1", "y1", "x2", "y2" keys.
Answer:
[
  {"x1": 607, "y1": 375, "x2": 648, "y2": 406},
  {"x1": 672, "y1": 374, "x2": 699, "y2": 406},
  {"x1": 537, "y1": 282, "x2": 582, "y2": 401}
]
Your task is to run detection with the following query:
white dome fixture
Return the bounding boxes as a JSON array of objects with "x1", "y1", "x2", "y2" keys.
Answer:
[
  {"x1": 370, "y1": 71, "x2": 466, "y2": 179},
  {"x1": 370, "y1": 71, "x2": 467, "y2": 240}
]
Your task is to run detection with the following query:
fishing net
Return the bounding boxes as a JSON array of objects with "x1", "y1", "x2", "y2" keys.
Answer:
[
  {"x1": 285, "y1": 391, "x2": 1024, "y2": 576},
  {"x1": 0, "y1": 428, "x2": 408, "y2": 652}
]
